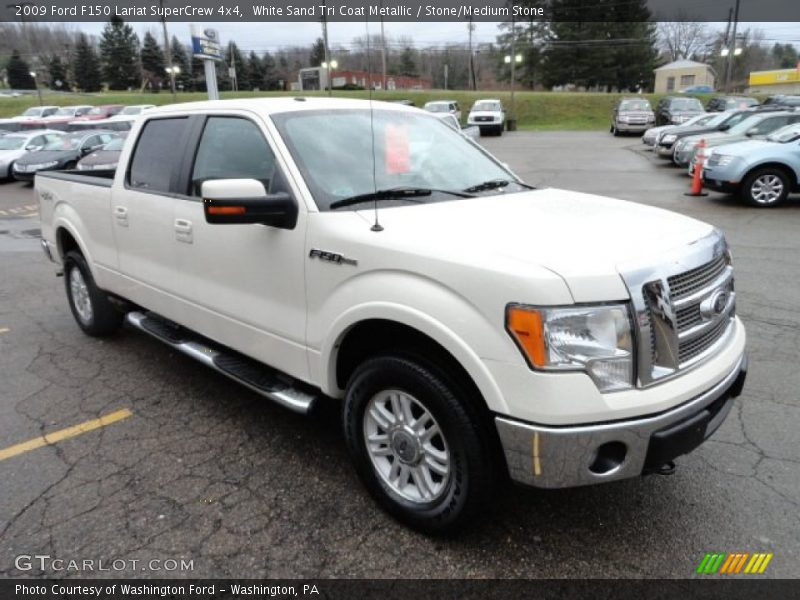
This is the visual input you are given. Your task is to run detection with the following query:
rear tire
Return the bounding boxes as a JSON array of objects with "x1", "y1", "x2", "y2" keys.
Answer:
[
  {"x1": 740, "y1": 168, "x2": 790, "y2": 208},
  {"x1": 64, "y1": 250, "x2": 124, "y2": 336},
  {"x1": 343, "y1": 355, "x2": 494, "y2": 534}
]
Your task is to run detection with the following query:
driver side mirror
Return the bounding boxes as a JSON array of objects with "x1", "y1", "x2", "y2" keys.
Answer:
[{"x1": 202, "y1": 178, "x2": 297, "y2": 230}]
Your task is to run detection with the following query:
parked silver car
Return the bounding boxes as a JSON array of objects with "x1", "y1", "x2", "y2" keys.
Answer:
[
  {"x1": 701, "y1": 123, "x2": 800, "y2": 207},
  {"x1": 0, "y1": 129, "x2": 64, "y2": 179},
  {"x1": 643, "y1": 113, "x2": 711, "y2": 147}
]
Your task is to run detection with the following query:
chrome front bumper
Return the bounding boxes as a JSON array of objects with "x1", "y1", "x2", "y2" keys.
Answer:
[{"x1": 495, "y1": 354, "x2": 747, "y2": 489}]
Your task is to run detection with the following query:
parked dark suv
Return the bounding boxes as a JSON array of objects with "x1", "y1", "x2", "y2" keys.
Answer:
[
  {"x1": 655, "y1": 96, "x2": 706, "y2": 126},
  {"x1": 762, "y1": 95, "x2": 800, "y2": 108},
  {"x1": 706, "y1": 96, "x2": 759, "y2": 112}
]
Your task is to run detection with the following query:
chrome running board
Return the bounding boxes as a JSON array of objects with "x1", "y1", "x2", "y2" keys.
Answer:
[{"x1": 126, "y1": 311, "x2": 317, "y2": 414}]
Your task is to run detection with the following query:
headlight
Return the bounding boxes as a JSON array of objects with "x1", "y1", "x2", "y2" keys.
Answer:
[
  {"x1": 662, "y1": 134, "x2": 677, "y2": 143},
  {"x1": 506, "y1": 304, "x2": 634, "y2": 392},
  {"x1": 713, "y1": 154, "x2": 736, "y2": 167},
  {"x1": 618, "y1": 116, "x2": 629, "y2": 123}
]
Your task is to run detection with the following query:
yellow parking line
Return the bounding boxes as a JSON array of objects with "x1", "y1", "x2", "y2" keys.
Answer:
[
  {"x1": 0, "y1": 328, "x2": 9, "y2": 334},
  {"x1": 0, "y1": 210, "x2": 7, "y2": 216},
  {"x1": 0, "y1": 409, "x2": 133, "y2": 462}
]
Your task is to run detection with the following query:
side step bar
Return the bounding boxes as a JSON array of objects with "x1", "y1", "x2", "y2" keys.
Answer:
[{"x1": 126, "y1": 311, "x2": 318, "y2": 414}]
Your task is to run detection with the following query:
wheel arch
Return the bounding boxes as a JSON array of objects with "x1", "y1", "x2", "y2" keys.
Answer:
[
  {"x1": 322, "y1": 309, "x2": 509, "y2": 417},
  {"x1": 743, "y1": 162, "x2": 799, "y2": 190}
]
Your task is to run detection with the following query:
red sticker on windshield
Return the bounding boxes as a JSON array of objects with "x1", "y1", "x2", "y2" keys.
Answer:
[{"x1": 385, "y1": 124, "x2": 410, "y2": 174}]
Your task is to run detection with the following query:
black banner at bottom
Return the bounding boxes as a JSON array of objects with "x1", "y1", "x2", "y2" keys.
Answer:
[{"x1": 2, "y1": 579, "x2": 800, "y2": 600}]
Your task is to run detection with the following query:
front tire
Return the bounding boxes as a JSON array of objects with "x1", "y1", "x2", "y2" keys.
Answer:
[
  {"x1": 741, "y1": 168, "x2": 790, "y2": 207},
  {"x1": 64, "y1": 250, "x2": 124, "y2": 336},
  {"x1": 343, "y1": 355, "x2": 494, "y2": 534}
]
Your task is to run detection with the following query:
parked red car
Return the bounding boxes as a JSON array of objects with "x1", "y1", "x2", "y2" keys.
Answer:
[{"x1": 70, "y1": 105, "x2": 125, "y2": 121}]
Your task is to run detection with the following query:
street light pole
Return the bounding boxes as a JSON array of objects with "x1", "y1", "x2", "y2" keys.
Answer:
[
  {"x1": 509, "y1": 9, "x2": 516, "y2": 124},
  {"x1": 30, "y1": 71, "x2": 42, "y2": 105}
]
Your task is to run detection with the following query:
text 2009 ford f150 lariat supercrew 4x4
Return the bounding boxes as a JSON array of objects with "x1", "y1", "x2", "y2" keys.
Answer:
[{"x1": 36, "y1": 98, "x2": 747, "y2": 533}]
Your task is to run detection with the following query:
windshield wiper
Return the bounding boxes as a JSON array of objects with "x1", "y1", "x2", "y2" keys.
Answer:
[
  {"x1": 329, "y1": 187, "x2": 474, "y2": 210},
  {"x1": 464, "y1": 178, "x2": 536, "y2": 193}
]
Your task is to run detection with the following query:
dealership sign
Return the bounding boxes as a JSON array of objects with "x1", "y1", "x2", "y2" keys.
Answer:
[{"x1": 190, "y1": 25, "x2": 222, "y2": 61}]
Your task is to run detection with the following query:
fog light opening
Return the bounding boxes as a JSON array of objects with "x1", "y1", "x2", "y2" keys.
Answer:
[{"x1": 589, "y1": 441, "x2": 627, "y2": 475}]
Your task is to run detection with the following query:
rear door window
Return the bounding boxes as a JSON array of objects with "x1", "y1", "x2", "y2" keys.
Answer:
[{"x1": 128, "y1": 117, "x2": 190, "y2": 193}]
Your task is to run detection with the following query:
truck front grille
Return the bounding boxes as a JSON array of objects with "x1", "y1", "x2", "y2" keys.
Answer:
[{"x1": 619, "y1": 230, "x2": 737, "y2": 387}]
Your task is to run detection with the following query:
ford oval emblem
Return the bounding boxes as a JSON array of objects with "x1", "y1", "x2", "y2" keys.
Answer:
[
  {"x1": 204, "y1": 28, "x2": 217, "y2": 40},
  {"x1": 700, "y1": 289, "x2": 728, "y2": 320}
]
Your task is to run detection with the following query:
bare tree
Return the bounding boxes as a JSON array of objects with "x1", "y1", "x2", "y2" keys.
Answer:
[{"x1": 657, "y1": 21, "x2": 712, "y2": 62}]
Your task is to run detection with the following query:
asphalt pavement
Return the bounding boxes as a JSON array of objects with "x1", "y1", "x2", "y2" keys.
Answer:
[{"x1": 0, "y1": 132, "x2": 798, "y2": 579}]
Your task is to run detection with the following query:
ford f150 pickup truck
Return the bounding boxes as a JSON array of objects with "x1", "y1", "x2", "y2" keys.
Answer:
[{"x1": 36, "y1": 98, "x2": 747, "y2": 533}]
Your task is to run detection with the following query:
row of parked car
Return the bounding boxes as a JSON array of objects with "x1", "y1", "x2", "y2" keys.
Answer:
[
  {"x1": 642, "y1": 100, "x2": 800, "y2": 208},
  {"x1": 0, "y1": 127, "x2": 128, "y2": 181},
  {"x1": 0, "y1": 103, "x2": 153, "y2": 133}
]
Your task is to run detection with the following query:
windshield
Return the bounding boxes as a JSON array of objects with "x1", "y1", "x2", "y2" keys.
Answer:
[
  {"x1": 767, "y1": 124, "x2": 800, "y2": 143},
  {"x1": 703, "y1": 112, "x2": 734, "y2": 127},
  {"x1": 0, "y1": 137, "x2": 25, "y2": 150},
  {"x1": 727, "y1": 115, "x2": 768, "y2": 135},
  {"x1": 473, "y1": 101, "x2": 501, "y2": 111},
  {"x1": 87, "y1": 107, "x2": 105, "y2": 116},
  {"x1": 103, "y1": 136, "x2": 126, "y2": 151},
  {"x1": 670, "y1": 98, "x2": 704, "y2": 111},
  {"x1": 619, "y1": 99, "x2": 651, "y2": 111},
  {"x1": 44, "y1": 134, "x2": 83, "y2": 151},
  {"x1": 22, "y1": 108, "x2": 42, "y2": 117},
  {"x1": 53, "y1": 107, "x2": 76, "y2": 116},
  {"x1": 425, "y1": 103, "x2": 450, "y2": 113},
  {"x1": 272, "y1": 109, "x2": 519, "y2": 211},
  {"x1": 725, "y1": 98, "x2": 758, "y2": 109}
]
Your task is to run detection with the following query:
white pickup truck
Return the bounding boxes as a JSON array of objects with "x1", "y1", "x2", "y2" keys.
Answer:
[{"x1": 37, "y1": 98, "x2": 747, "y2": 533}]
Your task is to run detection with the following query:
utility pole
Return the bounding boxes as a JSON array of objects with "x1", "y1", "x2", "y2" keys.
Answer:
[
  {"x1": 509, "y1": 9, "x2": 516, "y2": 124},
  {"x1": 380, "y1": 1, "x2": 387, "y2": 91},
  {"x1": 322, "y1": 0, "x2": 331, "y2": 96},
  {"x1": 468, "y1": 15, "x2": 476, "y2": 91},
  {"x1": 159, "y1": 0, "x2": 177, "y2": 101},
  {"x1": 724, "y1": 0, "x2": 740, "y2": 93},
  {"x1": 229, "y1": 41, "x2": 237, "y2": 91}
]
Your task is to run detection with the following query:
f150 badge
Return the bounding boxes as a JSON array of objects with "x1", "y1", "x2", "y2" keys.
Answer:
[{"x1": 309, "y1": 248, "x2": 358, "y2": 266}]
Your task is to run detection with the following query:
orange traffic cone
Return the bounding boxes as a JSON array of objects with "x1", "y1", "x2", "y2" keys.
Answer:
[{"x1": 685, "y1": 138, "x2": 708, "y2": 197}]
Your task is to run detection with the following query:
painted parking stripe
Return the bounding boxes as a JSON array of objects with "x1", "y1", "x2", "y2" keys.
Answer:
[
  {"x1": 0, "y1": 409, "x2": 133, "y2": 462},
  {"x1": 0, "y1": 328, "x2": 9, "y2": 334}
]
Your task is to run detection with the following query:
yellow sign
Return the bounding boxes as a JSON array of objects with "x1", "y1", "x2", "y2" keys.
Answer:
[{"x1": 749, "y1": 69, "x2": 800, "y2": 86}]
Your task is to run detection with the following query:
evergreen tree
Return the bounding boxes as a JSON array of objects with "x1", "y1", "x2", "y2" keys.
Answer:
[
  {"x1": 310, "y1": 38, "x2": 325, "y2": 66},
  {"x1": 772, "y1": 43, "x2": 799, "y2": 69},
  {"x1": 540, "y1": 0, "x2": 657, "y2": 91},
  {"x1": 47, "y1": 55, "x2": 68, "y2": 90},
  {"x1": 247, "y1": 51, "x2": 264, "y2": 90},
  {"x1": 262, "y1": 51, "x2": 279, "y2": 90},
  {"x1": 73, "y1": 33, "x2": 102, "y2": 92},
  {"x1": 99, "y1": 16, "x2": 140, "y2": 90},
  {"x1": 399, "y1": 46, "x2": 418, "y2": 77},
  {"x1": 170, "y1": 36, "x2": 192, "y2": 91},
  {"x1": 140, "y1": 32, "x2": 165, "y2": 89},
  {"x1": 6, "y1": 49, "x2": 35, "y2": 89}
]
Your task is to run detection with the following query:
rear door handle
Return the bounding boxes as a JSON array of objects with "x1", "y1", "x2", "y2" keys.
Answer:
[
  {"x1": 114, "y1": 206, "x2": 128, "y2": 227},
  {"x1": 174, "y1": 219, "x2": 193, "y2": 244}
]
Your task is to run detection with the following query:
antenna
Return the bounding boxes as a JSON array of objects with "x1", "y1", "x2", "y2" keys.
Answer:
[{"x1": 366, "y1": 15, "x2": 383, "y2": 232}]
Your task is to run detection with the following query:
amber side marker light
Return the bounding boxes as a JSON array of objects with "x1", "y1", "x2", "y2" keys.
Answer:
[
  {"x1": 207, "y1": 205, "x2": 246, "y2": 215},
  {"x1": 506, "y1": 306, "x2": 547, "y2": 368}
]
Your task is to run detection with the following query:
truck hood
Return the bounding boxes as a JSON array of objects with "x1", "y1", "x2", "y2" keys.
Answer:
[
  {"x1": 355, "y1": 188, "x2": 713, "y2": 302},
  {"x1": 469, "y1": 110, "x2": 502, "y2": 118}
]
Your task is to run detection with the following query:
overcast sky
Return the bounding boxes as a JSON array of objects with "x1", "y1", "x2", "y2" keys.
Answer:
[{"x1": 61, "y1": 21, "x2": 798, "y2": 53}]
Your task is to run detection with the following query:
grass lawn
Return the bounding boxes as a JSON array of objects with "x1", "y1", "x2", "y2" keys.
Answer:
[{"x1": 0, "y1": 89, "x2": 720, "y2": 130}]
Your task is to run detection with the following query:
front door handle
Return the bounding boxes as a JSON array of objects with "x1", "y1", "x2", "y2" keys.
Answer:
[
  {"x1": 114, "y1": 206, "x2": 128, "y2": 227},
  {"x1": 174, "y1": 218, "x2": 193, "y2": 244}
]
